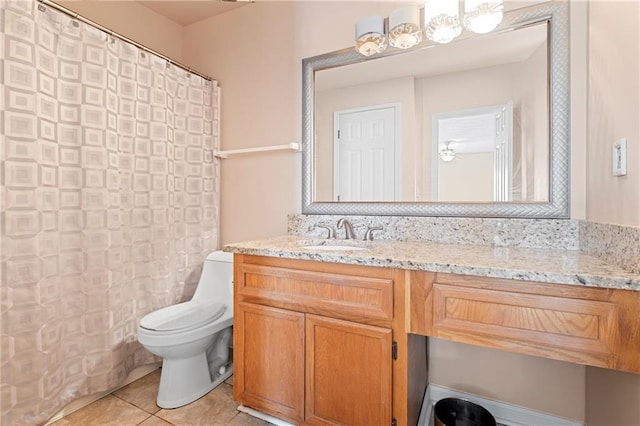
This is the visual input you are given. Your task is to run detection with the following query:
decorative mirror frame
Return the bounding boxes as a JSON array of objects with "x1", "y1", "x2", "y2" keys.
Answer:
[{"x1": 301, "y1": 1, "x2": 569, "y2": 218}]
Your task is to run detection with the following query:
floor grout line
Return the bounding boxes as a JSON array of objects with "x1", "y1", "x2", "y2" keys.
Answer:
[
  {"x1": 112, "y1": 396, "x2": 154, "y2": 419},
  {"x1": 135, "y1": 413, "x2": 154, "y2": 425},
  {"x1": 155, "y1": 414, "x2": 177, "y2": 425},
  {"x1": 112, "y1": 391, "x2": 162, "y2": 416}
]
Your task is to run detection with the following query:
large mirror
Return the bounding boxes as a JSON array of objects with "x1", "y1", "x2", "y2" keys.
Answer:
[{"x1": 302, "y1": 1, "x2": 569, "y2": 218}]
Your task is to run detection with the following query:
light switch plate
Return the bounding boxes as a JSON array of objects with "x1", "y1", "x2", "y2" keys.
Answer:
[{"x1": 612, "y1": 138, "x2": 627, "y2": 176}]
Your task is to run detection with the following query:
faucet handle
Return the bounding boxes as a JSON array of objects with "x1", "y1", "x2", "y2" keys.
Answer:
[
  {"x1": 363, "y1": 226, "x2": 383, "y2": 240},
  {"x1": 315, "y1": 224, "x2": 335, "y2": 239}
]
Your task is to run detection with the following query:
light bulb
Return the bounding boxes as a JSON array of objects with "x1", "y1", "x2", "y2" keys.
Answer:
[
  {"x1": 424, "y1": 0, "x2": 462, "y2": 44},
  {"x1": 355, "y1": 16, "x2": 387, "y2": 56},
  {"x1": 389, "y1": 6, "x2": 422, "y2": 49},
  {"x1": 463, "y1": 0, "x2": 503, "y2": 34}
]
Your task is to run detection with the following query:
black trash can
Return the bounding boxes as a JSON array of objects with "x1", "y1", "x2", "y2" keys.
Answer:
[{"x1": 434, "y1": 398, "x2": 496, "y2": 426}]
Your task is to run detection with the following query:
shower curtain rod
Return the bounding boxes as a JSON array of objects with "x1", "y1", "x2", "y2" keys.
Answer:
[{"x1": 38, "y1": 0, "x2": 214, "y2": 82}]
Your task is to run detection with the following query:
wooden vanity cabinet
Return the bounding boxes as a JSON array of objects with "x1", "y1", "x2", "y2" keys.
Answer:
[
  {"x1": 410, "y1": 271, "x2": 640, "y2": 374},
  {"x1": 233, "y1": 254, "x2": 420, "y2": 426},
  {"x1": 234, "y1": 252, "x2": 640, "y2": 425},
  {"x1": 235, "y1": 302, "x2": 305, "y2": 421}
]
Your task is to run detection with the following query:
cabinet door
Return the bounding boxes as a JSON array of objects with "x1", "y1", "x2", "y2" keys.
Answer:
[
  {"x1": 305, "y1": 314, "x2": 393, "y2": 426},
  {"x1": 234, "y1": 302, "x2": 305, "y2": 423}
]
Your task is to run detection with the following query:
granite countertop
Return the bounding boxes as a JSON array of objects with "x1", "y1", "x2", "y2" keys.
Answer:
[{"x1": 224, "y1": 235, "x2": 640, "y2": 291}]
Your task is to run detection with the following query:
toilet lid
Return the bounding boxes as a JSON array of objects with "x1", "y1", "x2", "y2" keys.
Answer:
[{"x1": 140, "y1": 300, "x2": 226, "y2": 332}]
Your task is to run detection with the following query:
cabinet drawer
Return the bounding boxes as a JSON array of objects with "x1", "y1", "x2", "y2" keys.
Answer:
[
  {"x1": 432, "y1": 284, "x2": 618, "y2": 362},
  {"x1": 409, "y1": 272, "x2": 640, "y2": 372},
  {"x1": 235, "y1": 258, "x2": 394, "y2": 326}
]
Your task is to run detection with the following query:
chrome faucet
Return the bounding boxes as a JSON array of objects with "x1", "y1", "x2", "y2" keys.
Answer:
[
  {"x1": 336, "y1": 218, "x2": 356, "y2": 240},
  {"x1": 363, "y1": 226, "x2": 383, "y2": 240}
]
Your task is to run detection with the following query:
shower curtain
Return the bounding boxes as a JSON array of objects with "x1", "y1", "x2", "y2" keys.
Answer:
[{"x1": 1, "y1": 2, "x2": 220, "y2": 424}]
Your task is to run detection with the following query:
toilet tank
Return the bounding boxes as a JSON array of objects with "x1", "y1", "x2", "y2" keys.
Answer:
[{"x1": 192, "y1": 251, "x2": 234, "y2": 309}]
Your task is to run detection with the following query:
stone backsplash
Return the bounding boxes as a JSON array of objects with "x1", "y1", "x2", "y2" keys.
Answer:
[
  {"x1": 288, "y1": 215, "x2": 639, "y2": 274},
  {"x1": 579, "y1": 221, "x2": 640, "y2": 274},
  {"x1": 288, "y1": 215, "x2": 580, "y2": 250}
]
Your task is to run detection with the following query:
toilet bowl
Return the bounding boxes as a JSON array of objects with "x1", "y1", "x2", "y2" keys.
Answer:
[{"x1": 137, "y1": 251, "x2": 234, "y2": 408}]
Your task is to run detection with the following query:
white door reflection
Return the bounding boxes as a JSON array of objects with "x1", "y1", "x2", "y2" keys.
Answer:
[
  {"x1": 431, "y1": 102, "x2": 513, "y2": 202},
  {"x1": 333, "y1": 104, "x2": 400, "y2": 201}
]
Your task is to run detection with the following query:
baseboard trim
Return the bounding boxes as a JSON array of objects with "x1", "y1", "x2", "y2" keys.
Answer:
[
  {"x1": 45, "y1": 362, "x2": 162, "y2": 425},
  {"x1": 237, "y1": 405, "x2": 296, "y2": 426},
  {"x1": 418, "y1": 384, "x2": 584, "y2": 426}
]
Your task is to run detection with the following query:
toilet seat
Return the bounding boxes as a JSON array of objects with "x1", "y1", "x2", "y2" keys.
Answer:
[{"x1": 140, "y1": 300, "x2": 226, "y2": 333}]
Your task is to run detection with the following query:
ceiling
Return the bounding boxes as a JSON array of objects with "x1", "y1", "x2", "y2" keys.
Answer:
[
  {"x1": 134, "y1": 1, "x2": 540, "y2": 30},
  {"x1": 137, "y1": 1, "x2": 251, "y2": 26}
]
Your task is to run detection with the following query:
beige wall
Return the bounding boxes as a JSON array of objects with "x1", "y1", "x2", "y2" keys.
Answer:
[
  {"x1": 520, "y1": 43, "x2": 550, "y2": 201},
  {"x1": 587, "y1": 0, "x2": 640, "y2": 227},
  {"x1": 182, "y1": 3, "x2": 300, "y2": 246},
  {"x1": 57, "y1": 0, "x2": 183, "y2": 61},
  {"x1": 584, "y1": 2, "x2": 640, "y2": 425},
  {"x1": 586, "y1": 367, "x2": 640, "y2": 426},
  {"x1": 571, "y1": 0, "x2": 588, "y2": 220},
  {"x1": 437, "y1": 153, "x2": 494, "y2": 202}
]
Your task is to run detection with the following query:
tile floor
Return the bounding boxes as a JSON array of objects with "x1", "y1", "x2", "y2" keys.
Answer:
[{"x1": 52, "y1": 371, "x2": 273, "y2": 426}]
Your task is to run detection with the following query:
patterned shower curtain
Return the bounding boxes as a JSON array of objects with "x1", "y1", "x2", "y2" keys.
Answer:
[{"x1": 0, "y1": 1, "x2": 220, "y2": 424}]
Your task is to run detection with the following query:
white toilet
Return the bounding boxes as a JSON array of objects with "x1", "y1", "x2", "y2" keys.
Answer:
[{"x1": 137, "y1": 251, "x2": 234, "y2": 408}]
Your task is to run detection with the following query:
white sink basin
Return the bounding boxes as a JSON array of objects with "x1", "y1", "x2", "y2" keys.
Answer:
[{"x1": 301, "y1": 245, "x2": 366, "y2": 251}]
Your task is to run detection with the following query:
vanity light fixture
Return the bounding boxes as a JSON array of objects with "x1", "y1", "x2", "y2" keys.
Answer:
[
  {"x1": 388, "y1": 6, "x2": 422, "y2": 49},
  {"x1": 463, "y1": 0, "x2": 504, "y2": 34},
  {"x1": 424, "y1": 0, "x2": 462, "y2": 44},
  {"x1": 354, "y1": 0, "x2": 504, "y2": 56},
  {"x1": 439, "y1": 141, "x2": 456, "y2": 162},
  {"x1": 355, "y1": 15, "x2": 388, "y2": 57}
]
